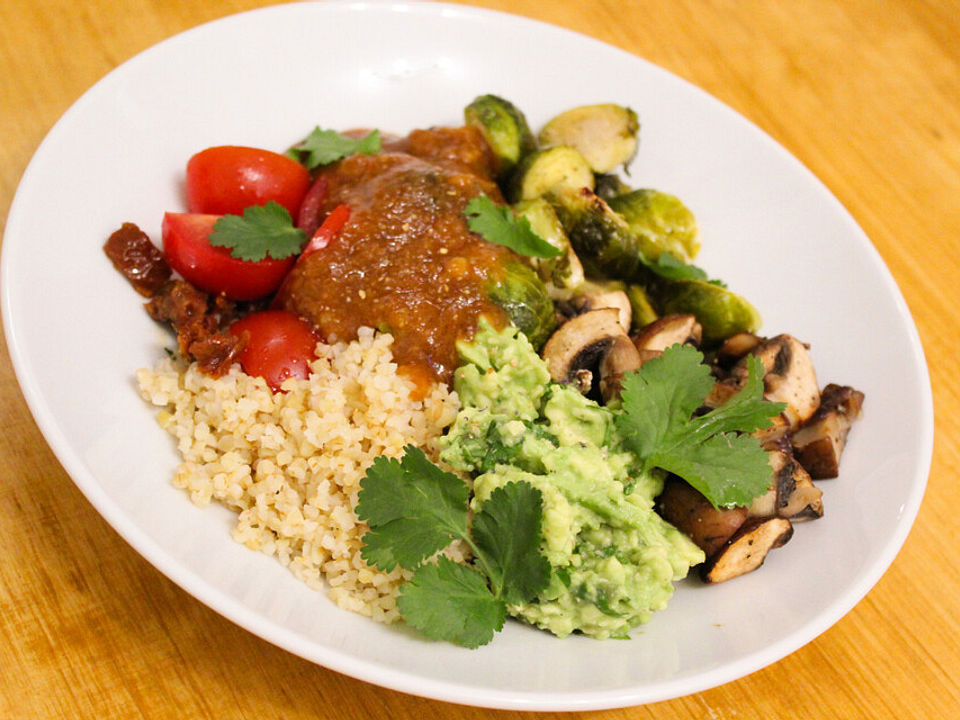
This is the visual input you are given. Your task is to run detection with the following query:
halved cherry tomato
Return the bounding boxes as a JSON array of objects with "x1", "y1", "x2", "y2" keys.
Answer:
[
  {"x1": 229, "y1": 310, "x2": 320, "y2": 392},
  {"x1": 186, "y1": 146, "x2": 311, "y2": 218},
  {"x1": 161, "y1": 212, "x2": 294, "y2": 301}
]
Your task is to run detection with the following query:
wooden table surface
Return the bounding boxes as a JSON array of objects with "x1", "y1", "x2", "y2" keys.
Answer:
[{"x1": 2, "y1": 0, "x2": 958, "y2": 717}]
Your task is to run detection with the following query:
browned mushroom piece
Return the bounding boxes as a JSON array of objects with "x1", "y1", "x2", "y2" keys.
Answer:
[
  {"x1": 714, "y1": 331, "x2": 763, "y2": 368},
  {"x1": 541, "y1": 308, "x2": 626, "y2": 386},
  {"x1": 792, "y1": 383, "x2": 865, "y2": 479},
  {"x1": 598, "y1": 334, "x2": 643, "y2": 402},
  {"x1": 749, "y1": 450, "x2": 823, "y2": 521},
  {"x1": 572, "y1": 286, "x2": 632, "y2": 333},
  {"x1": 726, "y1": 334, "x2": 821, "y2": 446},
  {"x1": 700, "y1": 517, "x2": 794, "y2": 583},
  {"x1": 632, "y1": 314, "x2": 703, "y2": 353},
  {"x1": 656, "y1": 477, "x2": 749, "y2": 557}
]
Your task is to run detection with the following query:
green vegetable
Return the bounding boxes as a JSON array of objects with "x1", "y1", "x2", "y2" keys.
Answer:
[
  {"x1": 608, "y1": 189, "x2": 700, "y2": 264},
  {"x1": 512, "y1": 198, "x2": 585, "y2": 293},
  {"x1": 537, "y1": 103, "x2": 639, "y2": 174},
  {"x1": 356, "y1": 446, "x2": 550, "y2": 648},
  {"x1": 486, "y1": 260, "x2": 558, "y2": 350},
  {"x1": 464, "y1": 94, "x2": 537, "y2": 178},
  {"x1": 463, "y1": 195, "x2": 562, "y2": 259},
  {"x1": 287, "y1": 127, "x2": 381, "y2": 169},
  {"x1": 594, "y1": 172, "x2": 633, "y2": 200},
  {"x1": 505, "y1": 146, "x2": 595, "y2": 203},
  {"x1": 651, "y1": 278, "x2": 762, "y2": 344},
  {"x1": 550, "y1": 187, "x2": 708, "y2": 284},
  {"x1": 208, "y1": 201, "x2": 305, "y2": 261},
  {"x1": 626, "y1": 284, "x2": 658, "y2": 330},
  {"x1": 616, "y1": 344, "x2": 784, "y2": 508}
]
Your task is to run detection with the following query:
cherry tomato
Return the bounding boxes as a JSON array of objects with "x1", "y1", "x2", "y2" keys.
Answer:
[
  {"x1": 186, "y1": 146, "x2": 311, "y2": 218},
  {"x1": 229, "y1": 310, "x2": 320, "y2": 391},
  {"x1": 161, "y1": 212, "x2": 294, "y2": 301}
]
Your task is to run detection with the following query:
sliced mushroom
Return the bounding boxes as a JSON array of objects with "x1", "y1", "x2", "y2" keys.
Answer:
[
  {"x1": 749, "y1": 450, "x2": 823, "y2": 521},
  {"x1": 714, "y1": 331, "x2": 762, "y2": 369},
  {"x1": 632, "y1": 314, "x2": 702, "y2": 353},
  {"x1": 541, "y1": 308, "x2": 625, "y2": 386},
  {"x1": 656, "y1": 477, "x2": 749, "y2": 557},
  {"x1": 700, "y1": 517, "x2": 794, "y2": 583},
  {"x1": 792, "y1": 383, "x2": 865, "y2": 479},
  {"x1": 727, "y1": 334, "x2": 821, "y2": 445},
  {"x1": 598, "y1": 334, "x2": 643, "y2": 402},
  {"x1": 572, "y1": 286, "x2": 632, "y2": 333}
]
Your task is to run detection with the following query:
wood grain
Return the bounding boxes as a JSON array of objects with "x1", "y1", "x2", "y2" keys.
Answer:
[{"x1": 2, "y1": 1, "x2": 959, "y2": 717}]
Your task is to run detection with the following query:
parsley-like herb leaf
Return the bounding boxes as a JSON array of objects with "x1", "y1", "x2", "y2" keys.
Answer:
[
  {"x1": 464, "y1": 195, "x2": 563, "y2": 258},
  {"x1": 398, "y1": 557, "x2": 506, "y2": 649},
  {"x1": 471, "y1": 482, "x2": 551, "y2": 606},
  {"x1": 356, "y1": 447, "x2": 469, "y2": 573},
  {"x1": 287, "y1": 127, "x2": 381, "y2": 169},
  {"x1": 356, "y1": 445, "x2": 550, "y2": 647},
  {"x1": 207, "y1": 202, "x2": 305, "y2": 261},
  {"x1": 616, "y1": 344, "x2": 785, "y2": 508}
]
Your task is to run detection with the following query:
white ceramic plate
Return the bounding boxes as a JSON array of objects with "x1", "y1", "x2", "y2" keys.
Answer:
[{"x1": 1, "y1": 1, "x2": 933, "y2": 711}]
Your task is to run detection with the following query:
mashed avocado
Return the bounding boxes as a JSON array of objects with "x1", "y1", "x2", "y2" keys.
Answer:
[{"x1": 439, "y1": 319, "x2": 704, "y2": 639}]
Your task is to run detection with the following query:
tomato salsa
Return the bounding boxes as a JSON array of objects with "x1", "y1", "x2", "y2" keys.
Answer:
[{"x1": 276, "y1": 126, "x2": 514, "y2": 386}]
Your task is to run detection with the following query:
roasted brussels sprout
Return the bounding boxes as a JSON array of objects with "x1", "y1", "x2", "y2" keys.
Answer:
[
  {"x1": 608, "y1": 189, "x2": 700, "y2": 264},
  {"x1": 487, "y1": 260, "x2": 558, "y2": 350},
  {"x1": 505, "y1": 146, "x2": 595, "y2": 203},
  {"x1": 594, "y1": 172, "x2": 633, "y2": 201},
  {"x1": 650, "y1": 279, "x2": 761, "y2": 344},
  {"x1": 538, "y1": 103, "x2": 639, "y2": 174},
  {"x1": 464, "y1": 94, "x2": 537, "y2": 179},
  {"x1": 512, "y1": 198, "x2": 584, "y2": 295}
]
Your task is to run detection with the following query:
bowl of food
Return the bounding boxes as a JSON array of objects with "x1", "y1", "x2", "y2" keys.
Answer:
[{"x1": 1, "y1": 1, "x2": 932, "y2": 711}]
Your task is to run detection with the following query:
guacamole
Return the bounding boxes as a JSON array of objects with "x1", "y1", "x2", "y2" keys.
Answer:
[{"x1": 439, "y1": 320, "x2": 704, "y2": 639}]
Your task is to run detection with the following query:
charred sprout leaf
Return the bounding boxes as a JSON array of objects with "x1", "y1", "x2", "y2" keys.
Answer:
[
  {"x1": 464, "y1": 195, "x2": 562, "y2": 258},
  {"x1": 287, "y1": 127, "x2": 380, "y2": 169},
  {"x1": 208, "y1": 202, "x2": 305, "y2": 261},
  {"x1": 616, "y1": 345, "x2": 784, "y2": 508},
  {"x1": 471, "y1": 482, "x2": 551, "y2": 606},
  {"x1": 398, "y1": 557, "x2": 507, "y2": 649},
  {"x1": 356, "y1": 447, "x2": 469, "y2": 572}
]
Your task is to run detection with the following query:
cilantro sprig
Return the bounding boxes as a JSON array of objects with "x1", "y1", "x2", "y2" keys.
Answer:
[
  {"x1": 464, "y1": 195, "x2": 563, "y2": 259},
  {"x1": 287, "y1": 127, "x2": 381, "y2": 170},
  {"x1": 356, "y1": 446, "x2": 550, "y2": 648},
  {"x1": 208, "y1": 201, "x2": 305, "y2": 261},
  {"x1": 616, "y1": 344, "x2": 785, "y2": 508}
]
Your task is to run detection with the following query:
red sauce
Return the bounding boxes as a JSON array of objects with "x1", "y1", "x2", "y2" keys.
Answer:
[{"x1": 276, "y1": 126, "x2": 513, "y2": 387}]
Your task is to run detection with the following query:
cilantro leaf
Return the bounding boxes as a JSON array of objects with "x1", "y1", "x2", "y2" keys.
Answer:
[
  {"x1": 471, "y1": 482, "x2": 551, "y2": 605},
  {"x1": 356, "y1": 446, "x2": 469, "y2": 572},
  {"x1": 208, "y1": 202, "x2": 305, "y2": 261},
  {"x1": 616, "y1": 345, "x2": 785, "y2": 508},
  {"x1": 287, "y1": 127, "x2": 381, "y2": 169},
  {"x1": 398, "y1": 557, "x2": 506, "y2": 649},
  {"x1": 464, "y1": 195, "x2": 563, "y2": 258}
]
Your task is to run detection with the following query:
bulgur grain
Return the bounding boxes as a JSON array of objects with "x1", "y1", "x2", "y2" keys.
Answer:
[{"x1": 137, "y1": 328, "x2": 459, "y2": 622}]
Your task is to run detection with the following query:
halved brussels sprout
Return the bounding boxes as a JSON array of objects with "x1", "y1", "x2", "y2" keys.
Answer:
[
  {"x1": 651, "y1": 279, "x2": 761, "y2": 344},
  {"x1": 505, "y1": 146, "x2": 595, "y2": 203},
  {"x1": 487, "y1": 260, "x2": 558, "y2": 350},
  {"x1": 538, "y1": 103, "x2": 639, "y2": 174},
  {"x1": 626, "y1": 284, "x2": 659, "y2": 330},
  {"x1": 512, "y1": 198, "x2": 584, "y2": 296},
  {"x1": 608, "y1": 189, "x2": 700, "y2": 263},
  {"x1": 464, "y1": 94, "x2": 537, "y2": 178}
]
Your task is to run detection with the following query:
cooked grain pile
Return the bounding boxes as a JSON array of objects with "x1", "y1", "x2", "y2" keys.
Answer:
[{"x1": 137, "y1": 328, "x2": 460, "y2": 622}]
